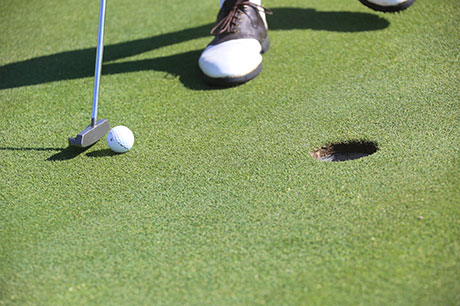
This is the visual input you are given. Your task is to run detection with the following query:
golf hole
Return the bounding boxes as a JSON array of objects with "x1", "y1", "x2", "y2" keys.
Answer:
[{"x1": 310, "y1": 141, "x2": 378, "y2": 162}]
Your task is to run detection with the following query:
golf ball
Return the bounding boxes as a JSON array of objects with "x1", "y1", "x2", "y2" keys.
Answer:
[{"x1": 107, "y1": 126, "x2": 134, "y2": 153}]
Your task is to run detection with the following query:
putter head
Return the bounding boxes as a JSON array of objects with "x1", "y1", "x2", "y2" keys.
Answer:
[{"x1": 69, "y1": 119, "x2": 110, "y2": 147}]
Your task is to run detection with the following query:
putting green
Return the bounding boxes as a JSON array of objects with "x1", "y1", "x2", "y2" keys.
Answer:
[{"x1": 1, "y1": 0, "x2": 459, "y2": 305}]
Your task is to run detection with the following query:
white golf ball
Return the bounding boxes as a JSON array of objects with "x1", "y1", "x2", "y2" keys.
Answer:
[{"x1": 107, "y1": 126, "x2": 134, "y2": 153}]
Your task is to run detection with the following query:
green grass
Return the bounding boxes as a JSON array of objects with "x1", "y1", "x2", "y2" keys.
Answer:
[{"x1": 1, "y1": 0, "x2": 459, "y2": 305}]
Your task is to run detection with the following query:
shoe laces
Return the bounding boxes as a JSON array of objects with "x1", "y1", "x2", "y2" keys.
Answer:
[{"x1": 210, "y1": 0, "x2": 272, "y2": 35}]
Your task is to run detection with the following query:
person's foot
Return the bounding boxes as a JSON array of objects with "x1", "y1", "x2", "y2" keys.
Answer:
[
  {"x1": 199, "y1": 0, "x2": 271, "y2": 86},
  {"x1": 359, "y1": 0, "x2": 415, "y2": 12}
]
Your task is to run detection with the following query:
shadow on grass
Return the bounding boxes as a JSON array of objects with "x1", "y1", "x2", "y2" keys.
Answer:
[
  {"x1": 0, "y1": 146, "x2": 91, "y2": 161},
  {"x1": 86, "y1": 149, "x2": 120, "y2": 158},
  {"x1": 0, "y1": 147, "x2": 65, "y2": 152},
  {"x1": 0, "y1": 8, "x2": 389, "y2": 90},
  {"x1": 46, "y1": 146, "x2": 92, "y2": 161}
]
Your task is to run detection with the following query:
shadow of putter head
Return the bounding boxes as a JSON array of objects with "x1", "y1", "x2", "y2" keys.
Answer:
[{"x1": 68, "y1": 119, "x2": 110, "y2": 147}]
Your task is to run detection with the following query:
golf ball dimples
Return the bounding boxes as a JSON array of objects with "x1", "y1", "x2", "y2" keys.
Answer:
[{"x1": 107, "y1": 126, "x2": 134, "y2": 153}]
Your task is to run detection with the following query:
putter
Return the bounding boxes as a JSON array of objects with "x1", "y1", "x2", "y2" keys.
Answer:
[{"x1": 69, "y1": 0, "x2": 110, "y2": 147}]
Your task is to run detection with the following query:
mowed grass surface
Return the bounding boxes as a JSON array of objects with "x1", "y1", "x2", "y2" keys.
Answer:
[{"x1": 1, "y1": 0, "x2": 459, "y2": 305}]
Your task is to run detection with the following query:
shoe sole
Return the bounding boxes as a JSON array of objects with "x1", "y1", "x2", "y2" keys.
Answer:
[
  {"x1": 203, "y1": 36, "x2": 270, "y2": 86},
  {"x1": 359, "y1": 0, "x2": 415, "y2": 12}
]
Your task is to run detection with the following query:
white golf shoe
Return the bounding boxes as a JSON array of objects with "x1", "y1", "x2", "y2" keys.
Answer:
[
  {"x1": 359, "y1": 0, "x2": 415, "y2": 12},
  {"x1": 199, "y1": 0, "x2": 271, "y2": 85}
]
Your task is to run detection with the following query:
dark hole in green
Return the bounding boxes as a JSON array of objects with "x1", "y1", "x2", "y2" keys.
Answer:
[{"x1": 310, "y1": 141, "x2": 378, "y2": 162}]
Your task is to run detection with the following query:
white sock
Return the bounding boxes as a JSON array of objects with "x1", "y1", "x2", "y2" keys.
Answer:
[
  {"x1": 218, "y1": 0, "x2": 266, "y2": 28},
  {"x1": 219, "y1": 0, "x2": 262, "y2": 9}
]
